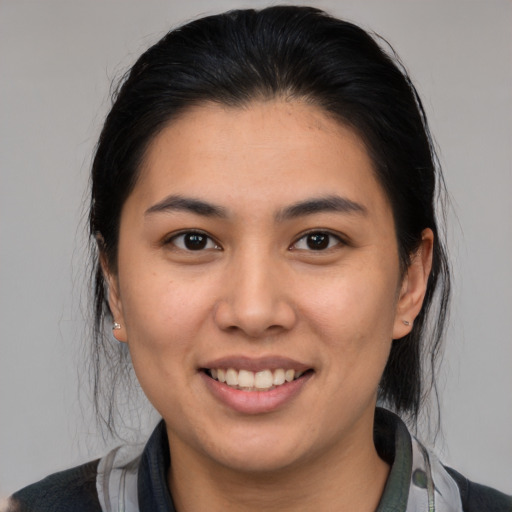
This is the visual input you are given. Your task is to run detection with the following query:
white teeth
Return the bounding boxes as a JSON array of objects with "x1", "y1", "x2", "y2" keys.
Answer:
[
  {"x1": 238, "y1": 369, "x2": 255, "y2": 388},
  {"x1": 225, "y1": 368, "x2": 238, "y2": 386},
  {"x1": 273, "y1": 368, "x2": 285, "y2": 386},
  {"x1": 254, "y1": 370, "x2": 273, "y2": 389},
  {"x1": 208, "y1": 367, "x2": 306, "y2": 390}
]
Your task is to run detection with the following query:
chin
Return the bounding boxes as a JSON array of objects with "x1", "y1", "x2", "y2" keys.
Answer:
[
  {"x1": 216, "y1": 447, "x2": 303, "y2": 475},
  {"x1": 198, "y1": 424, "x2": 313, "y2": 475}
]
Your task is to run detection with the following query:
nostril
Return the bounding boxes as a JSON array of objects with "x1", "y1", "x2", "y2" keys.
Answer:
[{"x1": 213, "y1": 292, "x2": 297, "y2": 337}]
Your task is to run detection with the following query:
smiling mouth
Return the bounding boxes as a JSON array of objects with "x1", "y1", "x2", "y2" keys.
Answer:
[{"x1": 203, "y1": 368, "x2": 313, "y2": 392}]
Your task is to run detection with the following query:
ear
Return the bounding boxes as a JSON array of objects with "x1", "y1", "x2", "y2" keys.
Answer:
[
  {"x1": 393, "y1": 228, "x2": 434, "y2": 340},
  {"x1": 99, "y1": 247, "x2": 127, "y2": 343}
]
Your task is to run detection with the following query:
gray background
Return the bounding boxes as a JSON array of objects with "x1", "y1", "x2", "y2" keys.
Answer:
[{"x1": 1, "y1": 0, "x2": 511, "y2": 498}]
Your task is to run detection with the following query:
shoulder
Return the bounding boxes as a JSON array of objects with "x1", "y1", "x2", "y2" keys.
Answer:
[
  {"x1": 446, "y1": 467, "x2": 512, "y2": 512},
  {"x1": 6, "y1": 459, "x2": 102, "y2": 512}
]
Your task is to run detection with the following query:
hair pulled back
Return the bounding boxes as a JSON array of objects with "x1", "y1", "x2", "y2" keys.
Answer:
[{"x1": 89, "y1": 5, "x2": 450, "y2": 435}]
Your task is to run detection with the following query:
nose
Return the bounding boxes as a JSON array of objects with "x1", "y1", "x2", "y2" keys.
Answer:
[{"x1": 213, "y1": 250, "x2": 297, "y2": 338}]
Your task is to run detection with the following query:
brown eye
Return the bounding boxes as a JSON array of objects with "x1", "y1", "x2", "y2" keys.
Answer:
[
  {"x1": 292, "y1": 231, "x2": 342, "y2": 251},
  {"x1": 169, "y1": 231, "x2": 220, "y2": 251},
  {"x1": 184, "y1": 233, "x2": 207, "y2": 250},
  {"x1": 306, "y1": 233, "x2": 329, "y2": 250}
]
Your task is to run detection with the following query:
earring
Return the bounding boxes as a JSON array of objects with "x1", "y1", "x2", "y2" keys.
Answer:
[
  {"x1": 402, "y1": 320, "x2": 410, "y2": 326},
  {"x1": 112, "y1": 322, "x2": 121, "y2": 330}
]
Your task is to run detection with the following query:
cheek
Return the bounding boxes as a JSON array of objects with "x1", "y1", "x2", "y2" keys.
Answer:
[
  {"x1": 301, "y1": 262, "x2": 400, "y2": 342},
  {"x1": 117, "y1": 271, "x2": 213, "y2": 413},
  {"x1": 117, "y1": 263, "x2": 218, "y2": 376},
  {"x1": 298, "y1": 259, "x2": 400, "y2": 405}
]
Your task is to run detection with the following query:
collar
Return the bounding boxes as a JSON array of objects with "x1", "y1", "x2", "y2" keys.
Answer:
[
  {"x1": 374, "y1": 407, "x2": 413, "y2": 511},
  {"x1": 137, "y1": 421, "x2": 176, "y2": 511}
]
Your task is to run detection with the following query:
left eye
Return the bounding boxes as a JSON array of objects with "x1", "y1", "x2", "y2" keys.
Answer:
[
  {"x1": 168, "y1": 232, "x2": 220, "y2": 251},
  {"x1": 292, "y1": 232, "x2": 342, "y2": 251}
]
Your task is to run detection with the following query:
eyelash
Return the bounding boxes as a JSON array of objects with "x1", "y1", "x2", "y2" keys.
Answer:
[{"x1": 163, "y1": 229, "x2": 345, "y2": 252}]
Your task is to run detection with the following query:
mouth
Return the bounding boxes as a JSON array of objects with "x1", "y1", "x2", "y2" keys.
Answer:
[
  {"x1": 202, "y1": 367, "x2": 313, "y2": 392},
  {"x1": 200, "y1": 358, "x2": 314, "y2": 414}
]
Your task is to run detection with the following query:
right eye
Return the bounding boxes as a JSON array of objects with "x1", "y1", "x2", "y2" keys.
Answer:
[{"x1": 166, "y1": 231, "x2": 221, "y2": 251}]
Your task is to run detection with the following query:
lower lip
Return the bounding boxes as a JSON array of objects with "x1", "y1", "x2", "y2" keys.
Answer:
[{"x1": 201, "y1": 371, "x2": 313, "y2": 415}]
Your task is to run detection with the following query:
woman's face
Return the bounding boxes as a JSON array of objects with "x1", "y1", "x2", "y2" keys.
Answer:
[{"x1": 108, "y1": 100, "x2": 428, "y2": 474}]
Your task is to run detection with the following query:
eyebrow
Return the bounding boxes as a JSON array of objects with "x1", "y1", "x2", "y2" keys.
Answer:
[
  {"x1": 276, "y1": 195, "x2": 367, "y2": 221},
  {"x1": 145, "y1": 195, "x2": 227, "y2": 218},
  {"x1": 144, "y1": 193, "x2": 366, "y2": 221}
]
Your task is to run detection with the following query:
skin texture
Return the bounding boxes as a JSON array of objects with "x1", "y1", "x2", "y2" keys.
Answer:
[{"x1": 106, "y1": 100, "x2": 433, "y2": 511}]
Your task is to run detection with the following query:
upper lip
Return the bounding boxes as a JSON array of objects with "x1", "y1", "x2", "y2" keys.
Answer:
[{"x1": 200, "y1": 355, "x2": 311, "y2": 373}]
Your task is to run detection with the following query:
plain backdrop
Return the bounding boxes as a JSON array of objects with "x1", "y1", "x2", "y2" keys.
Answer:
[{"x1": 1, "y1": 0, "x2": 511, "y2": 498}]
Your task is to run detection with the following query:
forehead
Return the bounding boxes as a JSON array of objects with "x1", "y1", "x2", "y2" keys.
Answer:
[{"x1": 132, "y1": 100, "x2": 389, "y2": 217}]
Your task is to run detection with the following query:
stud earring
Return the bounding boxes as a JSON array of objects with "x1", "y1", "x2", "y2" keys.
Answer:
[
  {"x1": 402, "y1": 320, "x2": 410, "y2": 326},
  {"x1": 112, "y1": 322, "x2": 121, "y2": 330}
]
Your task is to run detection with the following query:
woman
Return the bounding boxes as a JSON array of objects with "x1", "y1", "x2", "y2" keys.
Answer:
[{"x1": 7, "y1": 5, "x2": 511, "y2": 512}]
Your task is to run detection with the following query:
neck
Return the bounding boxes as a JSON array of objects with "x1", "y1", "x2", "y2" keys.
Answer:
[{"x1": 167, "y1": 414, "x2": 390, "y2": 512}]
